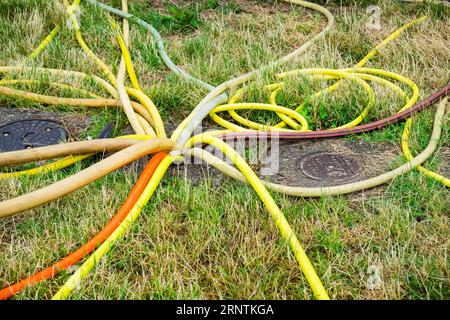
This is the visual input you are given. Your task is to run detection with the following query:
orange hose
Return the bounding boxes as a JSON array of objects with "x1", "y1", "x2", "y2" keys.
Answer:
[{"x1": 0, "y1": 152, "x2": 168, "y2": 300}]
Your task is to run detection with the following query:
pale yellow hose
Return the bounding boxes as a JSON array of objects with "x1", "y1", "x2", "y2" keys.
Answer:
[
  {"x1": 0, "y1": 79, "x2": 103, "y2": 98},
  {"x1": 0, "y1": 66, "x2": 118, "y2": 97}
]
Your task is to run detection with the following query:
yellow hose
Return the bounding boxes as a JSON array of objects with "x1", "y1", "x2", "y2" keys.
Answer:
[
  {"x1": 28, "y1": 26, "x2": 60, "y2": 60},
  {"x1": 186, "y1": 134, "x2": 330, "y2": 299},
  {"x1": 0, "y1": 79, "x2": 103, "y2": 98},
  {"x1": 52, "y1": 154, "x2": 176, "y2": 300},
  {"x1": 218, "y1": 68, "x2": 377, "y2": 132},
  {"x1": 114, "y1": 8, "x2": 146, "y2": 135}
]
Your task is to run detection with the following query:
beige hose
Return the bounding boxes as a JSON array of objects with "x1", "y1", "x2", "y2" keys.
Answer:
[
  {"x1": 115, "y1": 0, "x2": 146, "y2": 135},
  {"x1": 0, "y1": 138, "x2": 142, "y2": 166},
  {"x1": 0, "y1": 85, "x2": 155, "y2": 126},
  {"x1": 0, "y1": 138, "x2": 175, "y2": 218}
]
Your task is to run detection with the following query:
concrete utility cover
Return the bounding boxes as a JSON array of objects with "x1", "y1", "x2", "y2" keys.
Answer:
[
  {"x1": 259, "y1": 139, "x2": 401, "y2": 188},
  {"x1": 299, "y1": 151, "x2": 361, "y2": 182}
]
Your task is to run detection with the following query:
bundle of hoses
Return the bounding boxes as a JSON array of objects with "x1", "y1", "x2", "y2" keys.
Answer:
[{"x1": 0, "y1": 0, "x2": 448, "y2": 300}]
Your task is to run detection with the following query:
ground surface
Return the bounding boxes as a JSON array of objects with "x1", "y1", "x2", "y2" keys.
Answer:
[{"x1": 0, "y1": 0, "x2": 449, "y2": 299}]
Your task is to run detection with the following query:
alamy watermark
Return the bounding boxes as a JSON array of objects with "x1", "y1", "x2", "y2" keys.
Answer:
[{"x1": 366, "y1": 5, "x2": 382, "y2": 30}]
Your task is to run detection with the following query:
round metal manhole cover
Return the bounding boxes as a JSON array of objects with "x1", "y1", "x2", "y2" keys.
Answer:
[
  {"x1": 299, "y1": 152, "x2": 360, "y2": 182},
  {"x1": 0, "y1": 119, "x2": 69, "y2": 152}
]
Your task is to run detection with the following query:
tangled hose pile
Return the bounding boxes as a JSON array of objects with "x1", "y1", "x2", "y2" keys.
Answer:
[{"x1": 0, "y1": 0, "x2": 448, "y2": 300}]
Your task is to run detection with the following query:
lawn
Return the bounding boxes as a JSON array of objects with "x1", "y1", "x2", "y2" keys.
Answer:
[{"x1": 0, "y1": 0, "x2": 448, "y2": 299}]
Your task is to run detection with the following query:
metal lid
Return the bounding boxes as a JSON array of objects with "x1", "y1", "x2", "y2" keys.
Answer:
[
  {"x1": 299, "y1": 152, "x2": 360, "y2": 182},
  {"x1": 0, "y1": 119, "x2": 69, "y2": 152}
]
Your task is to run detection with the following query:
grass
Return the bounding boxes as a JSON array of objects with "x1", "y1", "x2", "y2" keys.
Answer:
[{"x1": 0, "y1": 0, "x2": 449, "y2": 300}]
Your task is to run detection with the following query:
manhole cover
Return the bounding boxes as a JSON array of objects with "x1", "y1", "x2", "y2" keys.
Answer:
[
  {"x1": 299, "y1": 152, "x2": 360, "y2": 182},
  {"x1": 0, "y1": 119, "x2": 69, "y2": 152}
]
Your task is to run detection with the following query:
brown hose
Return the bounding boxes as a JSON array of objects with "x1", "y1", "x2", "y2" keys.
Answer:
[
  {"x1": 0, "y1": 138, "x2": 175, "y2": 218},
  {"x1": 218, "y1": 84, "x2": 449, "y2": 140},
  {"x1": 0, "y1": 138, "x2": 142, "y2": 166}
]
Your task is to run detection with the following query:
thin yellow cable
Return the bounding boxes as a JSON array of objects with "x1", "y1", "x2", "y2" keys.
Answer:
[
  {"x1": 0, "y1": 155, "x2": 91, "y2": 179},
  {"x1": 356, "y1": 16, "x2": 428, "y2": 68},
  {"x1": 28, "y1": 26, "x2": 60, "y2": 61}
]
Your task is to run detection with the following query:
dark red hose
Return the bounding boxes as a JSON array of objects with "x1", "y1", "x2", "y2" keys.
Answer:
[{"x1": 218, "y1": 84, "x2": 449, "y2": 140}]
